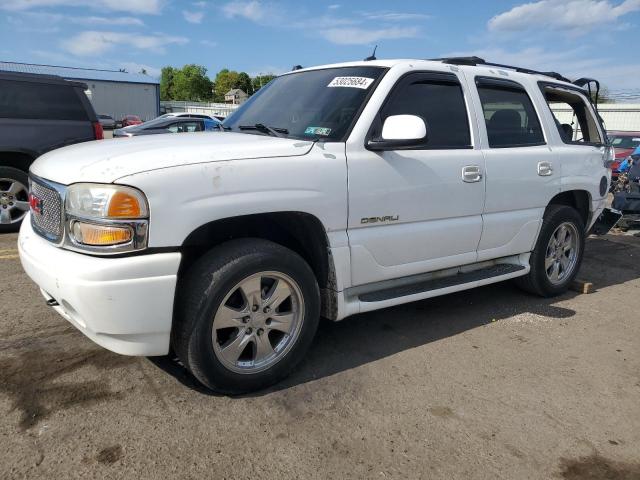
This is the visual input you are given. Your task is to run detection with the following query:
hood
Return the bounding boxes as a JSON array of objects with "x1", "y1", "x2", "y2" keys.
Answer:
[{"x1": 30, "y1": 132, "x2": 315, "y2": 185}]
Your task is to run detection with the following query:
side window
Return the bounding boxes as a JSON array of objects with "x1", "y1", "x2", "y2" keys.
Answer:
[
  {"x1": 0, "y1": 79, "x2": 88, "y2": 121},
  {"x1": 186, "y1": 121, "x2": 203, "y2": 132},
  {"x1": 167, "y1": 121, "x2": 202, "y2": 133},
  {"x1": 476, "y1": 79, "x2": 545, "y2": 148},
  {"x1": 377, "y1": 73, "x2": 472, "y2": 149},
  {"x1": 542, "y1": 86, "x2": 603, "y2": 144}
]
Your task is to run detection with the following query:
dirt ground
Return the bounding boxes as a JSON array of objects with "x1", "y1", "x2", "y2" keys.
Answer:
[{"x1": 1, "y1": 230, "x2": 639, "y2": 479}]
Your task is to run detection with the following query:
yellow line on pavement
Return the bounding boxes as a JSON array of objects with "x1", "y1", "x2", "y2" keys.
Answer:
[
  {"x1": 0, "y1": 249, "x2": 17, "y2": 254},
  {"x1": 0, "y1": 254, "x2": 19, "y2": 260}
]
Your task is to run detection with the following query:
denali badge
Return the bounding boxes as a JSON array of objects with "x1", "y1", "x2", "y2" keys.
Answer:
[{"x1": 361, "y1": 215, "x2": 399, "y2": 224}]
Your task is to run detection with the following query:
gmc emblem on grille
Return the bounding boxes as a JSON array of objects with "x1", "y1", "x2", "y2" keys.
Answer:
[{"x1": 29, "y1": 193, "x2": 44, "y2": 215}]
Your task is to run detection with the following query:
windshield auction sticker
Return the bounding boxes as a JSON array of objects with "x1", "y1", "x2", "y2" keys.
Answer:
[
  {"x1": 304, "y1": 126, "x2": 332, "y2": 136},
  {"x1": 327, "y1": 77, "x2": 374, "y2": 89}
]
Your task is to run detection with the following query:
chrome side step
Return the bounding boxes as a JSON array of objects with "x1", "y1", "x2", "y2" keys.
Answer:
[{"x1": 358, "y1": 264, "x2": 526, "y2": 303}]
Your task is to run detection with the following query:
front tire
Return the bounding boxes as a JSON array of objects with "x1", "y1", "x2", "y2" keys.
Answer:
[
  {"x1": 173, "y1": 238, "x2": 320, "y2": 394},
  {"x1": 0, "y1": 166, "x2": 30, "y2": 233},
  {"x1": 515, "y1": 205, "x2": 585, "y2": 297}
]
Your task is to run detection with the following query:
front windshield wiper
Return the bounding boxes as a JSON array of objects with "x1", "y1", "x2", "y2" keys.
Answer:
[{"x1": 238, "y1": 123, "x2": 289, "y2": 137}]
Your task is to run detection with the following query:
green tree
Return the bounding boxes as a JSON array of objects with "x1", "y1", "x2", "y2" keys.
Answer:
[
  {"x1": 160, "y1": 66, "x2": 175, "y2": 100},
  {"x1": 237, "y1": 72, "x2": 253, "y2": 95},
  {"x1": 171, "y1": 64, "x2": 214, "y2": 101},
  {"x1": 213, "y1": 69, "x2": 241, "y2": 102},
  {"x1": 251, "y1": 74, "x2": 276, "y2": 92}
]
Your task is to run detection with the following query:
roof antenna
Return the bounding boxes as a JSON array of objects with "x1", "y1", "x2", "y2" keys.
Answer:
[{"x1": 364, "y1": 45, "x2": 377, "y2": 61}]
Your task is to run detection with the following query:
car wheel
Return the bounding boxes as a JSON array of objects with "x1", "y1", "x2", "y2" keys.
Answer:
[
  {"x1": 515, "y1": 205, "x2": 585, "y2": 297},
  {"x1": 0, "y1": 167, "x2": 30, "y2": 233},
  {"x1": 173, "y1": 238, "x2": 320, "y2": 394}
]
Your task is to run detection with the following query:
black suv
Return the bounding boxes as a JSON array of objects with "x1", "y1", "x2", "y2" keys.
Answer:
[{"x1": 0, "y1": 71, "x2": 102, "y2": 232}]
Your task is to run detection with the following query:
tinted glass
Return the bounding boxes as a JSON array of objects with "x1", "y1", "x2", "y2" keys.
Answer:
[
  {"x1": 167, "y1": 121, "x2": 202, "y2": 133},
  {"x1": 224, "y1": 66, "x2": 386, "y2": 141},
  {"x1": 478, "y1": 84, "x2": 544, "y2": 147},
  {"x1": 380, "y1": 76, "x2": 471, "y2": 148},
  {"x1": 0, "y1": 80, "x2": 88, "y2": 121},
  {"x1": 137, "y1": 117, "x2": 171, "y2": 129}
]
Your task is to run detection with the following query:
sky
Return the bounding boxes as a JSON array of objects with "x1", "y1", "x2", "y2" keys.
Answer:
[{"x1": 1, "y1": 0, "x2": 639, "y2": 101}]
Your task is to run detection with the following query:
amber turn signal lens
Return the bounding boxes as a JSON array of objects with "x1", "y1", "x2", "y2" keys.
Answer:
[
  {"x1": 107, "y1": 191, "x2": 142, "y2": 218},
  {"x1": 72, "y1": 221, "x2": 132, "y2": 246}
]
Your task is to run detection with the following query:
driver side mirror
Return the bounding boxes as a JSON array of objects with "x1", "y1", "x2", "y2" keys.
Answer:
[{"x1": 367, "y1": 114, "x2": 427, "y2": 151}]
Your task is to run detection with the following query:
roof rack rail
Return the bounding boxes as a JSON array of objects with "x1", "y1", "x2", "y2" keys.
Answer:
[{"x1": 433, "y1": 56, "x2": 572, "y2": 84}]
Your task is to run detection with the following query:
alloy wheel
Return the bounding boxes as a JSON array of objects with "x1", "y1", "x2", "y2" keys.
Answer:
[
  {"x1": 211, "y1": 271, "x2": 304, "y2": 374},
  {"x1": 0, "y1": 178, "x2": 29, "y2": 225},
  {"x1": 545, "y1": 222, "x2": 579, "y2": 285}
]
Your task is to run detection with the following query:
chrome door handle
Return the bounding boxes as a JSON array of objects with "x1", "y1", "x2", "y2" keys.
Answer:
[
  {"x1": 538, "y1": 161, "x2": 553, "y2": 176},
  {"x1": 462, "y1": 165, "x2": 482, "y2": 183}
]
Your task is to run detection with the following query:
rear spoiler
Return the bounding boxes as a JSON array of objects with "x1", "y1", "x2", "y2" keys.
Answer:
[
  {"x1": 572, "y1": 77, "x2": 608, "y2": 141},
  {"x1": 573, "y1": 78, "x2": 601, "y2": 109}
]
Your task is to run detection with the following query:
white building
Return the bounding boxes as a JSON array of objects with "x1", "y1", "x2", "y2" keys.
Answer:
[
  {"x1": 0, "y1": 61, "x2": 160, "y2": 121},
  {"x1": 551, "y1": 104, "x2": 640, "y2": 132}
]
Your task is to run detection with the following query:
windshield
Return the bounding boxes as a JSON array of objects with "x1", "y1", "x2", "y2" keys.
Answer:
[
  {"x1": 223, "y1": 66, "x2": 386, "y2": 141},
  {"x1": 609, "y1": 135, "x2": 640, "y2": 149}
]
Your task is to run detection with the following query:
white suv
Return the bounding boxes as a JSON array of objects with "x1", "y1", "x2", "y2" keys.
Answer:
[{"x1": 19, "y1": 58, "x2": 613, "y2": 393}]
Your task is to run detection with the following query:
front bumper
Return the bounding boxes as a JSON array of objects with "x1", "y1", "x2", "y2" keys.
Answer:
[{"x1": 18, "y1": 215, "x2": 181, "y2": 356}]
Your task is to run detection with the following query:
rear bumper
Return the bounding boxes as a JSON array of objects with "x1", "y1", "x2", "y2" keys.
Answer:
[{"x1": 18, "y1": 216, "x2": 181, "y2": 356}]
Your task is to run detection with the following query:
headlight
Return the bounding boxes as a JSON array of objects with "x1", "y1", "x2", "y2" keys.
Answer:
[
  {"x1": 66, "y1": 183, "x2": 148, "y2": 218},
  {"x1": 64, "y1": 183, "x2": 149, "y2": 254}
]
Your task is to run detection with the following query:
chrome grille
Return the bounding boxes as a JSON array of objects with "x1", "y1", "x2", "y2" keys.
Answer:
[{"x1": 30, "y1": 177, "x2": 63, "y2": 242}]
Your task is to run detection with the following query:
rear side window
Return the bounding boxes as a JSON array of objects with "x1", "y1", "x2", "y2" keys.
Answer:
[
  {"x1": 542, "y1": 86, "x2": 603, "y2": 145},
  {"x1": 377, "y1": 72, "x2": 472, "y2": 149},
  {"x1": 167, "y1": 121, "x2": 203, "y2": 133},
  {"x1": 0, "y1": 79, "x2": 88, "y2": 121},
  {"x1": 477, "y1": 79, "x2": 545, "y2": 148}
]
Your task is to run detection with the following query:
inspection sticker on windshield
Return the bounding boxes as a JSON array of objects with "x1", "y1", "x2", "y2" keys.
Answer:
[
  {"x1": 305, "y1": 126, "x2": 332, "y2": 136},
  {"x1": 327, "y1": 76, "x2": 374, "y2": 89}
]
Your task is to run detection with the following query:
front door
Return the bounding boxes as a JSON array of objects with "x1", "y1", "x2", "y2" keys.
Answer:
[{"x1": 346, "y1": 71, "x2": 485, "y2": 286}]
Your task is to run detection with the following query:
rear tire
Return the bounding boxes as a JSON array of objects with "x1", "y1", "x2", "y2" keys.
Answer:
[
  {"x1": 0, "y1": 166, "x2": 29, "y2": 233},
  {"x1": 173, "y1": 238, "x2": 320, "y2": 394},
  {"x1": 515, "y1": 205, "x2": 585, "y2": 297}
]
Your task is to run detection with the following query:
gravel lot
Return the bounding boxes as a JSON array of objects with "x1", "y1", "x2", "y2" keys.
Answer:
[{"x1": 1, "y1": 230, "x2": 639, "y2": 479}]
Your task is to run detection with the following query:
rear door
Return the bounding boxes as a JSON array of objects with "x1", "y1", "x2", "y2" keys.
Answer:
[
  {"x1": 469, "y1": 76, "x2": 559, "y2": 261},
  {"x1": 347, "y1": 71, "x2": 485, "y2": 286}
]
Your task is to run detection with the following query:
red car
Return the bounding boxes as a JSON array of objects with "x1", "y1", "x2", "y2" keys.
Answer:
[
  {"x1": 608, "y1": 131, "x2": 640, "y2": 173},
  {"x1": 120, "y1": 115, "x2": 143, "y2": 127}
]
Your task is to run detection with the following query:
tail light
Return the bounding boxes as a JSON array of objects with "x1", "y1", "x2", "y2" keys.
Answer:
[{"x1": 93, "y1": 121, "x2": 104, "y2": 140}]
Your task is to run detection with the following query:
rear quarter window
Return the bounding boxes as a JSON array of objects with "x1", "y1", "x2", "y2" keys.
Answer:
[
  {"x1": 542, "y1": 85, "x2": 603, "y2": 145},
  {"x1": 0, "y1": 79, "x2": 89, "y2": 121}
]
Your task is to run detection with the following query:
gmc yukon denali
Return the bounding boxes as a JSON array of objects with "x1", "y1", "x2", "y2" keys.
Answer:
[{"x1": 19, "y1": 58, "x2": 615, "y2": 393}]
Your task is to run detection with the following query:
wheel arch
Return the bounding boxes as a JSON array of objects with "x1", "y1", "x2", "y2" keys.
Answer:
[
  {"x1": 0, "y1": 150, "x2": 37, "y2": 172},
  {"x1": 547, "y1": 190, "x2": 591, "y2": 228},
  {"x1": 178, "y1": 211, "x2": 339, "y2": 319}
]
